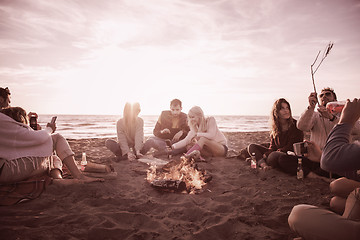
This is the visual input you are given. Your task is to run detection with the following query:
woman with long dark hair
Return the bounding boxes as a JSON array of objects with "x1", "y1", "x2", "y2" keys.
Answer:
[{"x1": 247, "y1": 98, "x2": 304, "y2": 170}]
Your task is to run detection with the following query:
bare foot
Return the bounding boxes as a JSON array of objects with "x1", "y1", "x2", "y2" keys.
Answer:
[{"x1": 259, "y1": 162, "x2": 272, "y2": 171}]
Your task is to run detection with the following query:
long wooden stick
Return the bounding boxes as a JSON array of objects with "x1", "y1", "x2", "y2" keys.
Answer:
[
  {"x1": 311, "y1": 51, "x2": 321, "y2": 94},
  {"x1": 310, "y1": 42, "x2": 334, "y2": 102}
]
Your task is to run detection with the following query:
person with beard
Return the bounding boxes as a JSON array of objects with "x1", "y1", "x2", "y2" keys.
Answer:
[
  {"x1": 298, "y1": 88, "x2": 360, "y2": 210},
  {"x1": 297, "y1": 87, "x2": 346, "y2": 149},
  {"x1": 288, "y1": 99, "x2": 360, "y2": 240},
  {"x1": 264, "y1": 88, "x2": 359, "y2": 178},
  {"x1": 140, "y1": 99, "x2": 189, "y2": 156}
]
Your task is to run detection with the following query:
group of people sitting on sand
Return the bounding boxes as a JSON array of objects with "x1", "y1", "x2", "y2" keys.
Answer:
[
  {"x1": 0, "y1": 86, "x2": 359, "y2": 239},
  {"x1": 104, "y1": 99, "x2": 228, "y2": 162}
]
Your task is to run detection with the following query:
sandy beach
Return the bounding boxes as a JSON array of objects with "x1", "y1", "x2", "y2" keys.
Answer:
[{"x1": 0, "y1": 131, "x2": 332, "y2": 240}]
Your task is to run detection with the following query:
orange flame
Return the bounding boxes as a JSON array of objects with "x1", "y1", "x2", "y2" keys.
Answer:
[{"x1": 146, "y1": 156, "x2": 209, "y2": 194}]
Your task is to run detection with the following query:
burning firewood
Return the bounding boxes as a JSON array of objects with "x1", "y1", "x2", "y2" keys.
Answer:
[
  {"x1": 147, "y1": 155, "x2": 212, "y2": 194},
  {"x1": 150, "y1": 179, "x2": 187, "y2": 192}
]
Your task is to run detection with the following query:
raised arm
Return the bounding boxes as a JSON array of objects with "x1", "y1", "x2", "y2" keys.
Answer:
[
  {"x1": 297, "y1": 93, "x2": 317, "y2": 132},
  {"x1": 321, "y1": 99, "x2": 360, "y2": 176}
]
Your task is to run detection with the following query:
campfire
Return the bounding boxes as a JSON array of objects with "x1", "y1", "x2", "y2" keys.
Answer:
[{"x1": 146, "y1": 155, "x2": 212, "y2": 194}]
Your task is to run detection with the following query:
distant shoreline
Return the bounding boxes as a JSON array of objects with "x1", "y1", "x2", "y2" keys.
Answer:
[{"x1": 37, "y1": 115, "x2": 272, "y2": 139}]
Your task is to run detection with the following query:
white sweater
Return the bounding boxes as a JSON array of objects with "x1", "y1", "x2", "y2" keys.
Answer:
[
  {"x1": 172, "y1": 116, "x2": 227, "y2": 149},
  {"x1": 116, "y1": 117, "x2": 144, "y2": 155},
  {"x1": 297, "y1": 107, "x2": 360, "y2": 149},
  {"x1": 0, "y1": 113, "x2": 53, "y2": 160}
]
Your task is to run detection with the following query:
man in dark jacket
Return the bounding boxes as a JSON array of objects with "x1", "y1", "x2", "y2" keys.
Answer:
[{"x1": 141, "y1": 99, "x2": 189, "y2": 156}]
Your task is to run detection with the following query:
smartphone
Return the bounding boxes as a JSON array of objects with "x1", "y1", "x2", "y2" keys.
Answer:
[
  {"x1": 30, "y1": 116, "x2": 37, "y2": 130},
  {"x1": 50, "y1": 116, "x2": 57, "y2": 124}
]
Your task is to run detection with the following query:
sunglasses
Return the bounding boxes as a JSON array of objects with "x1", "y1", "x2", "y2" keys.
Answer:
[{"x1": 319, "y1": 92, "x2": 332, "y2": 98}]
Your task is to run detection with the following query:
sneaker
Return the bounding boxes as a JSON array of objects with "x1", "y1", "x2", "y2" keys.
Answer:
[{"x1": 185, "y1": 150, "x2": 205, "y2": 161}]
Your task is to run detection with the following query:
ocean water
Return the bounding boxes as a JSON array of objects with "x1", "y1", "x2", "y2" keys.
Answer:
[{"x1": 37, "y1": 115, "x2": 271, "y2": 139}]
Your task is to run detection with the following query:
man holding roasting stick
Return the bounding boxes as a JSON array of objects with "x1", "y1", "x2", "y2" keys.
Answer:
[{"x1": 289, "y1": 98, "x2": 360, "y2": 240}]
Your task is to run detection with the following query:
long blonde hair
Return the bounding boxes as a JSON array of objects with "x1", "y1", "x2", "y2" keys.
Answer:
[
  {"x1": 123, "y1": 102, "x2": 141, "y2": 138},
  {"x1": 188, "y1": 106, "x2": 207, "y2": 132}
]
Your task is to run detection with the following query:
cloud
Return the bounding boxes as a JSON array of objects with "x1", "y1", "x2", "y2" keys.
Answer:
[{"x1": 0, "y1": 0, "x2": 359, "y2": 115}]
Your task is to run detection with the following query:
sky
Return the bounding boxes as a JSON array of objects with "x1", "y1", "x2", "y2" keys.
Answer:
[{"x1": 1, "y1": 0, "x2": 359, "y2": 116}]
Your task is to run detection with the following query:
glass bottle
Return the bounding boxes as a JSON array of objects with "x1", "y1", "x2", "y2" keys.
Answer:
[
  {"x1": 81, "y1": 152, "x2": 87, "y2": 171},
  {"x1": 326, "y1": 101, "x2": 346, "y2": 114},
  {"x1": 251, "y1": 153, "x2": 257, "y2": 169},
  {"x1": 297, "y1": 158, "x2": 304, "y2": 180}
]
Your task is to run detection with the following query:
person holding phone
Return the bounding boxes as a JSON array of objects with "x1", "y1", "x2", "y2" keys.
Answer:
[{"x1": 0, "y1": 107, "x2": 102, "y2": 184}]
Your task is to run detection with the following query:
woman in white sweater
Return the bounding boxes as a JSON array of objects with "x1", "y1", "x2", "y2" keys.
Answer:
[
  {"x1": 172, "y1": 106, "x2": 227, "y2": 158},
  {"x1": 105, "y1": 102, "x2": 144, "y2": 161},
  {"x1": 0, "y1": 107, "x2": 101, "y2": 183}
]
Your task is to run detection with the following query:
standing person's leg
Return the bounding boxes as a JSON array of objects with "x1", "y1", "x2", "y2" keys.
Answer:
[{"x1": 288, "y1": 204, "x2": 360, "y2": 240}]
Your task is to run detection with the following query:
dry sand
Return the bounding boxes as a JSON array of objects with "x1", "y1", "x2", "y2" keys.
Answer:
[{"x1": 0, "y1": 132, "x2": 332, "y2": 240}]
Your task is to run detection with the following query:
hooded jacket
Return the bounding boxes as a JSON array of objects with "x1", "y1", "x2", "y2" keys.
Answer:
[{"x1": 0, "y1": 113, "x2": 53, "y2": 161}]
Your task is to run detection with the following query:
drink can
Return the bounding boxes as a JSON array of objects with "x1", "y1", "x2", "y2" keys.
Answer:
[{"x1": 326, "y1": 101, "x2": 346, "y2": 114}]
